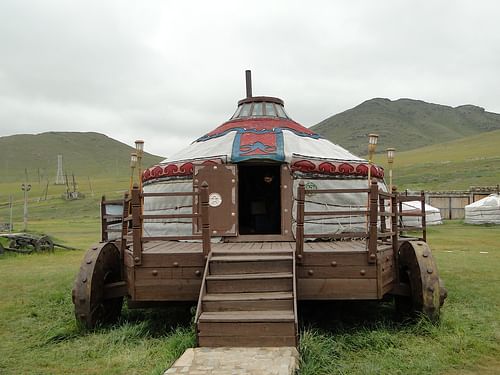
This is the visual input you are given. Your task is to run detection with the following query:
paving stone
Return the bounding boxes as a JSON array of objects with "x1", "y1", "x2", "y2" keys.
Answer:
[{"x1": 164, "y1": 347, "x2": 299, "y2": 375}]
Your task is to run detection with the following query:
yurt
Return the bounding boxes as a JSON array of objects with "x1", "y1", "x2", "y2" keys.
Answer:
[
  {"x1": 141, "y1": 72, "x2": 385, "y2": 240},
  {"x1": 73, "y1": 71, "x2": 448, "y2": 337},
  {"x1": 401, "y1": 201, "x2": 443, "y2": 227},
  {"x1": 465, "y1": 194, "x2": 500, "y2": 224}
]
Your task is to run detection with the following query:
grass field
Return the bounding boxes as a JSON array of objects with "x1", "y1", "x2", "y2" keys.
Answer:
[
  {"x1": 299, "y1": 222, "x2": 500, "y2": 374},
  {"x1": 374, "y1": 129, "x2": 500, "y2": 191},
  {"x1": 0, "y1": 132, "x2": 163, "y2": 182},
  {"x1": 1, "y1": 198, "x2": 499, "y2": 375}
]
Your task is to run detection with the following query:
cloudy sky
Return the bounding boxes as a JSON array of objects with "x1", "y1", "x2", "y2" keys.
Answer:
[{"x1": 1, "y1": 0, "x2": 499, "y2": 156}]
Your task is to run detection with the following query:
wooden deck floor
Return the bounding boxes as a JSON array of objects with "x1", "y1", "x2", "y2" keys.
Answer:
[{"x1": 142, "y1": 240, "x2": 373, "y2": 254}]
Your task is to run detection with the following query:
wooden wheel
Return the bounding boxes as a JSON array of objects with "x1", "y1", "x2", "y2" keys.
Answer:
[
  {"x1": 35, "y1": 236, "x2": 54, "y2": 252},
  {"x1": 396, "y1": 241, "x2": 447, "y2": 321},
  {"x1": 72, "y1": 242, "x2": 124, "y2": 329},
  {"x1": 9, "y1": 239, "x2": 34, "y2": 254}
]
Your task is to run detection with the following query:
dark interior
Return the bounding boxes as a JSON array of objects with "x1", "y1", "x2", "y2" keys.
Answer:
[{"x1": 238, "y1": 164, "x2": 281, "y2": 235}]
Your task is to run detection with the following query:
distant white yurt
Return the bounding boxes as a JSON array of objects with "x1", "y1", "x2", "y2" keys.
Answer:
[
  {"x1": 465, "y1": 194, "x2": 500, "y2": 224},
  {"x1": 401, "y1": 201, "x2": 443, "y2": 227}
]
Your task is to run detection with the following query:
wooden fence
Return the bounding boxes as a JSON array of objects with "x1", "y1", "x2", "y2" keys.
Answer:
[{"x1": 424, "y1": 185, "x2": 499, "y2": 220}]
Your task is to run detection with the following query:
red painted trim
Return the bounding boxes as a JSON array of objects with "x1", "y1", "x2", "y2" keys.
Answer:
[
  {"x1": 198, "y1": 117, "x2": 320, "y2": 141},
  {"x1": 143, "y1": 157, "x2": 384, "y2": 184},
  {"x1": 142, "y1": 159, "x2": 222, "y2": 183},
  {"x1": 291, "y1": 159, "x2": 384, "y2": 178}
]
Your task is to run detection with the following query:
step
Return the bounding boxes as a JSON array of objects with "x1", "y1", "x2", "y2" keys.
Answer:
[
  {"x1": 197, "y1": 335, "x2": 297, "y2": 347},
  {"x1": 198, "y1": 310, "x2": 295, "y2": 322},
  {"x1": 198, "y1": 322, "x2": 295, "y2": 337},
  {"x1": 206, "y1": 272, "x2": 292, "y2": 281},
  {"x1": 198, "y1": 321, "x2": 296, "y2": 336},
  {"x1": 203, "y1": 291, "x2": 293, "y2": 301},
  {"x1": 206, "y1": 272, "x2": 293, "y2": 293},
  {"x1": 210, "y1": 255, "x2": 293, "y2": 262},
  {"x1": 202, "y1": 292, "x2": 294, "y2": 311},
  {"x1": 210, "y1": 255, "x2": 293, "y2": 275},
  {"x1": 211, "y1": 249, "x2": 293, "y2": 257},
  {"x1": 197, "y1": 311, "x2": 296, "y2": 347}
]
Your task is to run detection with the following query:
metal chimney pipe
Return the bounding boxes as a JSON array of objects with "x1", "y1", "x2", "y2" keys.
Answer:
[{"x1": 245, "y1": 70, "x2": 252, "y2": 98}]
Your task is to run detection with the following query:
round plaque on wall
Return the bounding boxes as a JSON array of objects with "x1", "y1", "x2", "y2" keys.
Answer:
[{"x1": 208, "y1": 192, "x2": 222, "y2": 207}]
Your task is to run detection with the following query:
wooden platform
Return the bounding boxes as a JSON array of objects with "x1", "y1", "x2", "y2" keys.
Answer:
[
  {"x1": 142, "y1": 239, "x2": 370, "y2": 253},
  {"x1": 125, "y1": 239, "x2": 395, "y2": 303}
]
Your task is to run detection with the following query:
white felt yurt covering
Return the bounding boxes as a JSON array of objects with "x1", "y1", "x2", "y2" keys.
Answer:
[
  {"x1": 400, "y1": 201, "x2": 443, "y2": 227},
  {"x1": 465, "y1": 194, "x2": 500, "y2": 224}
]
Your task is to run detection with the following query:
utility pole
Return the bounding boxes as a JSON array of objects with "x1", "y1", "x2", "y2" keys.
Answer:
[
  {"x1": 88, "y1": 176, "x2": 94, "y2": 197},
  {"x1": 9, "y1": 195, "x2": 13, "y2": 232},
  {"x1": 44, "y1": 180, "x2": 49, "y2": 201},
  {"x1": 21, "y1": 183, "x2": 31, "y2": 231}
]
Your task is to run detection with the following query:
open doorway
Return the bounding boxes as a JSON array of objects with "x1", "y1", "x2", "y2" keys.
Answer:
[{"x1": 238, "y1": 164, "x2": 281, "y2": 235}]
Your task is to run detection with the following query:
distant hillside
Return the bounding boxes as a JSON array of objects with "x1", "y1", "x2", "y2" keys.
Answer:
[
  {"x1": 0, "y1": 132, "x2": 163, "y2": 182},
  {"x1": 311, "y1": 98, "x2": 500, "y2": 156},
  {"x1": 374, "y1": 129, "x2": 500, "y2": 191}
]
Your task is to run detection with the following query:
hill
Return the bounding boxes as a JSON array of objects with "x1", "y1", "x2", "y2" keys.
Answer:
[
  {"x1": 311, "y1": 98, "x2": 500, "y2": 156},
  {"x1": 0, "y1": 132, "x2": 164, "y2": 182},
  {"x1": 373, "y1": 129, "x2": 500, "y2": 191}
]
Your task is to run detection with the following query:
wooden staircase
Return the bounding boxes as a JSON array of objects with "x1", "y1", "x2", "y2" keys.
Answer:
[{"x1": 195, "y1": 248, "x2": 298, "y2": 347}]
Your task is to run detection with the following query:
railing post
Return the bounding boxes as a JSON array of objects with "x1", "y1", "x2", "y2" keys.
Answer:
[
  {"x1": 120, "y1": 193, "x2": 130, "y2": 255},
  {"x1": 421, "y1": 190, "x2": 427, "y2": 242},
  {"x1": 368, "y1": 179, "x2": 378, "y2": 264},
  {"x1": 398, "y1": 194, "x2": 403, "y2": 229},
  {"x1": 101, "y1": 195, "x2": 107, "y2": 242},
  {"x1": 131, "y1": 184, "x2": 143, "y2": 266},
  {"x1": 391, "y1": 186, "x2": 400, "y2": 282},
  {"x1": 296, "y1": 180, "x2": 305, "y2": 263},
  {"x1": 391, "y1": 187, "x2": 399, "y2": 251},
  {"x1": 379, "y1": 194, "x2": 387, "y2": 235},
  {"x1": 200, "y1": 181, "x2": 211, "y2": 257}
]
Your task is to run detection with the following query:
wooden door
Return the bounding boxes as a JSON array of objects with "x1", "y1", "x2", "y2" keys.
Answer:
[{"x1": 194, "y1": 164, "x2": 238, "y2": 236}]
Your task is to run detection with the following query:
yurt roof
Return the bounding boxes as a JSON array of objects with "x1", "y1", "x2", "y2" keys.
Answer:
[
  {"x1": 465, "y1": 194, "x2": 500, "y2": 208},
  {"x1": 142, "y1": 75, "x2": 384, "y2": 184},
  {"x1": 402, "y1": 201, "x2": 441, "y2": 213}
]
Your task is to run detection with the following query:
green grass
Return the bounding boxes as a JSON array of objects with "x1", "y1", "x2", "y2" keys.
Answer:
[
  {"x1": 373, "y1": 129, "x2": 500, "y2": 190},
  {"x1": 1, "y1": 217, "x2": 499, "y2": 374},
  {"x1": 0, "y1": 246, "x2": 196, "y2": 374},
  {"x1": 0, "y1": 132, "x2": 163, "y2": 182},
  {"x1": 298, "y1": 222, "x2": 500, "y2": 374},
  {"x1": 0, "y1": 176, "x2": 130, "y2": 242},
  {"x1": 0, "y1": 170, "x2": 499, "y2": 374}
]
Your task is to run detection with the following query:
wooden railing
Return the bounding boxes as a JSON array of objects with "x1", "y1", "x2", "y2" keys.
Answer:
[
  {"x1": 397, "y1": 191, "x2": 427, "y2": 241},
  {"x1": 379, "y1": 187, "x2": 399, "y2": 252},
  {"x1": 124, "y1": 181, "x2": 211, "y2": 266},
  {"x1": 295, "y1": 179, "x2": 398, "y2": 264},
  {"x1": 100, "y1": 196, "x2": 126, "y2": 242},
  {"x1": 194, "y1": 250, "x2": 213, "y2": 340},
  {"x1": 292, "y1": 248, "x2": 299, "y2": 346}
]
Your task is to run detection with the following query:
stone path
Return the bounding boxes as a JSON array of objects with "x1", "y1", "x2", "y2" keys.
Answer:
[{"x1": 164, "y1": 347, "x2": 299, "y2": 375}]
